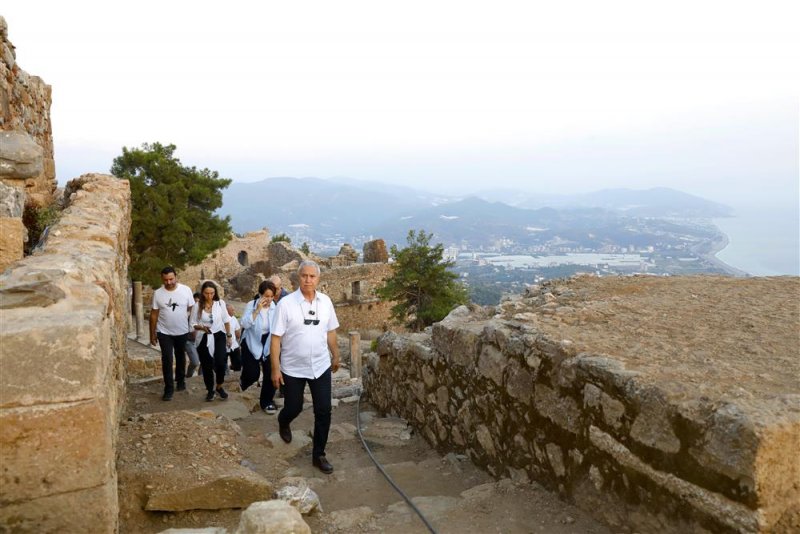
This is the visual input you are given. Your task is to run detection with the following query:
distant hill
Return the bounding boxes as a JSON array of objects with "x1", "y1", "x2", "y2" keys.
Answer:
[
  {"x1": 474, "y1": 187, "x2": 733, "y2": 217},
  {"x1": 220, "y1": 178, "x2": 732, "y2": 247}
]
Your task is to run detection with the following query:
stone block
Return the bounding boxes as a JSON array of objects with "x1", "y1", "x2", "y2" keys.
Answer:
[
  {"x1": 146, "y1": 470, "x2": 272, "y2": 512},
  {"x1": 534, "y1": 384, "x2": 581, "y2": 434},
  {"x1": 0, "y1": 310, "x2": 109, "y2": 407},
  {"x1": 0, "y1": 216, "x2": 25, "y2": 271},
  {"x1": 477, "y1": 343, "x2": 504, "y2": 385},
  {"x1": 0, "y1": 181, "x2": 24, "y2": 217},
  {"x1": 0, "y1": 478, "x2": 118, "y2": 534},
  {"x1": 236, "y1": 500, "x2": 311, "y2": 534},
  {"x1": 505, "y1": 358, "x2": 534, "y2": 405},
  {"x1": 0, "y1": 131, "x2": 43, "y2": 179},
  {"x1": 0, "y1": 398, "x2": 114, "y2": 504},
  {"x1": 362, "y1": 239, "x2": 388, "y2": 263},
  {"x1": 630, "y1": 393, "x2": 680, "y2": 454}
]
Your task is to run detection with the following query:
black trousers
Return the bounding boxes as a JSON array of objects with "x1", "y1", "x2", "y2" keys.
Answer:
[
  {"x1": 278, "y1": 367, "x2": 332, "y2": 459},
  {"x1": 240, "y1": 335, "x2": 278, "y2": 409},
  {"x1": 157, "y1": 332, "x2": 188, "y2": 394},
  {"x1": 198, "y1": 331, "x2": 227, "y2": 392}
]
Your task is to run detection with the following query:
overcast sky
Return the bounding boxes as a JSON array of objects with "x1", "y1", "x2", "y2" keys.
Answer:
[{"x1": 3, "y1": 1, "x2": 799, "y2": 208}]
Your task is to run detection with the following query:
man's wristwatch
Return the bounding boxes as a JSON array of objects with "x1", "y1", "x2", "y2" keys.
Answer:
[{"x1": 226, "y1": 333, "x2": 233, "y2": 338}]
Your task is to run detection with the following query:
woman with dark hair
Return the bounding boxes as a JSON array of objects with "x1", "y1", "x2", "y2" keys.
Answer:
[
  {"x1": 239, "y1": 280, "x2": 279, "y2": 413},
  {"x1": 191, "y1": 281, "x2": 232, "y2": 401}
]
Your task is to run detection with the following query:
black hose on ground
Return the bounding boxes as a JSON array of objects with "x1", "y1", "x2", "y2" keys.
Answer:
[{"x1": 355, "y1": 392, "x2": 438, "y2": 534}]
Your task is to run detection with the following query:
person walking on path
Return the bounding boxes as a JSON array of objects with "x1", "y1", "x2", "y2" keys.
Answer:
[
  {"x1": 226, "y1": 302, "x2": 243, "y2": 373},
  {"x1": 269, "y1": 274, "x2": 289, "y2": 303},
  {"x1": 240, "y1": 280, "x2": 279, "y2": 413},
  {"x1": 191, "y1": 281, "x2": 233, "y2": 401},
  {"x1": 150, "y1": 266, "x2": 194, "y2": 401},
  {"x1": 270, "y1": 260, "x2": 340, "y2": 474},
  {"x1": 185, "y1": 292, "x2": 201, "y2": 378}
]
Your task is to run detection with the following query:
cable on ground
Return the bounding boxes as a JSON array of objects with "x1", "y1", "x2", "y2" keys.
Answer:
[{"x1": 355, "y1": 391, "x2": 438, "y2": 534}]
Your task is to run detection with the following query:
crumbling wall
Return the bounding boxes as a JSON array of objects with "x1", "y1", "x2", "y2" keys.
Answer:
[
  {"x1": 318, "y1": 262, "x2": 394, "y2": 334},
  {"x1": 0, "y1": 174, "x2": 131, "y2": 533},
  {"x1": 0, "y1": 16, "x2": 57, "y2": 208},
  {"x1": 177, "y1": 229, "x2": 270, "y2": 297},
  {"x1": 364, "y1": 276, "x2": 800, "y2": 533}
]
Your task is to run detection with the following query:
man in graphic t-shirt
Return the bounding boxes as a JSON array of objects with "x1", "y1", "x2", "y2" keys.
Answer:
[{"x1": 150, "y1": 266, "x2": 194, "y2": 401}]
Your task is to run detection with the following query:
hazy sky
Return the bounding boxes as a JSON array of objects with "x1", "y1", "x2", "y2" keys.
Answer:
[{"x1": 3, "y1": 1, "x2": 799, "y2": 208}]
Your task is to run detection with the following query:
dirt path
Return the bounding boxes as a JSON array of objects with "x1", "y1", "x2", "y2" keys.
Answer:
[{"x1": 120, "y1": 339, "x2": 610, "y2": 533}]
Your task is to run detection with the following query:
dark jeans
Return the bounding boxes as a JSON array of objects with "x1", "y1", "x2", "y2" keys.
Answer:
[
  {"x1": 240, "y1": 335, "x2": 278, "y2": 409},
  {"x1": 198, "y1": 331, "x2": 227, "y2": 392},
  {"x1": 278, "y1": 367, "x2": 332, "y2": 459},
  {"x1": 157, "y1": 332, "x2": 188, "y2": 394}
]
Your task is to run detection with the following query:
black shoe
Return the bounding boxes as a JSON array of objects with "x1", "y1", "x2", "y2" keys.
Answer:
[
  {"x1": 162, "y1": 391, "x2": 173, "y2": 401},
  {"x1": 205, "y1": 390, "x2": 215, "y2": 402},
  {"x1": 313, "y1": 455, "x2": 334, "y2": 474},
  {"x1": 263, "y1": 403, "x2": 277, "y2": 415},
  {"x1": 279, "y1": 424, "x2": 292, "y2": 443},
  {"x1": 176, "y1": 383, "x2": 186, "y2": 392},
  {"x1": 217, "y1": 387, "x2": 228, "y2": 400}
]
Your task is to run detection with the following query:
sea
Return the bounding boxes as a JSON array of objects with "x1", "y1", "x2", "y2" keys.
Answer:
[{"x1": 713, "y1": 206, "x2": 799, "y2": 276}]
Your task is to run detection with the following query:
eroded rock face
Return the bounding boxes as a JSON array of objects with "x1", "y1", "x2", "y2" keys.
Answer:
[
  {"x1": 0, "y1": 131, "x2": 43, "y2": 180},
  {"x1": 365, "y1": 275, "x2": 800, "y2": 534},
  {"x1": 1, "y1": 18, "x2": 56, "y2": 208}
]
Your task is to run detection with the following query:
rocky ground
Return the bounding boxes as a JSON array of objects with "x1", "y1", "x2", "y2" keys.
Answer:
[{"x1": 120, "y1": 339, "x2": 611, "y2": 533}]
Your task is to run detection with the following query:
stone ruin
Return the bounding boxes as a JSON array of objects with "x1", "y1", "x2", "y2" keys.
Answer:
[
  {"x1": 364, "y1": 275, "x2": 800, "y2": 533},
  {"x1": 0, "y1": 16, "x2": 58, "y2": 271},
  {"x1": 0, "y1": 174, "x2": 130, "y2": 531}
]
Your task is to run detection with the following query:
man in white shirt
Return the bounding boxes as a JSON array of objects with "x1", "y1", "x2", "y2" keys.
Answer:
[
  {"x1": 150, "y1": 266, "x2": 194, "y2": 401},
  {"x1": 270, "y1": 260, "x2": 340, "y2": 474}
]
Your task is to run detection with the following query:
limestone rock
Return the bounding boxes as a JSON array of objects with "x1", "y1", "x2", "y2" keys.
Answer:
[
  {"x1": 145, "y1": 470, "x2": 272, "y2": 511},
  {"x1": 361, "y1": 417, "x2": 412, "y2": 446},
  {"x1": 0, "y1": 217, "x2": 26, "y2": 272},
  {"x1": 0, "y1": 280, "x2": 65, "y2": 308},
  {"x1": 0, "y1": 181, "x2": 24, "y2": 217},
  {"x1": 275, "y1": 478, "x2": 322, "y2": 514},
  {"x1": 0, "y1": 131, "x2": 43, "y2": 179},
  {"x1": 235, "y1": 500, "x2": 311, "y2": 534}
]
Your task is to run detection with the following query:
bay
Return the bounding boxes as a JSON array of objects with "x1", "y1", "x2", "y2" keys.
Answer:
[{"x1": 713, "y1": 205, "x2": 799, "y2": 276}]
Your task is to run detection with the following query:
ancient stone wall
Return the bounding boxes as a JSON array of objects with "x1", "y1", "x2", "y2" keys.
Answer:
[
  {"x1": 0, "y1": 174, "x2": 131, "y2": 533},
  {"x1": 318, "y1": 263, "x2": 394, "y2": 335},
  {"x1": 0, "y1": 16, "x2": 57, "y2": 208},
  {"x1": 364, "y1": 276, "x2": 800, "y2": 533},
  {"x1": 177, "y1": 229, "x2": 271, "y2": 296}
]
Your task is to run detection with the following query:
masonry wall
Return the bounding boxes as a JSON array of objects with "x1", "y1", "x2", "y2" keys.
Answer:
[
  {"x1": 364, "y1": 276, "x2": 800, "y2": 534},
  {"x1": 318, "y1": 263, "x2": 395, "y2": 335},
  {"x1": 1, "y1": 16, "x2": 57, "y2": 208},
  {"x1": 0, "y1": 174, "x2": 131, "y2": 533}
]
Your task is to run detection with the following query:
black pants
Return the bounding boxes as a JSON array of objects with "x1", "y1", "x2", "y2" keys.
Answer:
[
  {"x1": 157, "y1": 332, "x2": 188, "y2": 394},
  {"x1": 278, "y1": 368, "x2": 332, "y2": 459},
  {"x1": 228, "y1": 347, "x2": 242, "y2": 371},
  {"x1": 198, "y1": 331, "x2": 227, "y2": 392},
  {"x1": 240, "y1": 335, "x2": 278, "y2": 409}
]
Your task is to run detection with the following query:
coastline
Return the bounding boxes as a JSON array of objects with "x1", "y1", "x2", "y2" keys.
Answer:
[{"x1": 698, "y1": 230, "x2": 750, "y2": 277}]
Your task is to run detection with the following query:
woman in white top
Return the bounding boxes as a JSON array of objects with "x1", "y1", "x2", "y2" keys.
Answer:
[
  {"x1": 239, "y1": 280, "x2": 279, "y2": 413},
  {"x1": 191, "y1": 281, "x2": 232, "y2": 401}
]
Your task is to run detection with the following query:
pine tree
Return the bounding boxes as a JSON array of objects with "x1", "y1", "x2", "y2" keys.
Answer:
[
  {"x1": 111, "y1": 142, "x2": 232, "y2": 287},
  {"x1": 377, "y1": 230, "x2": 468, "y2": 331}
]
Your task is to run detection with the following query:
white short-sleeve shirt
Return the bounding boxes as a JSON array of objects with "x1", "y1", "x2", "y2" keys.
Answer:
[
  {"x1": 272, "y1": 289, "x2": 339, "y2": 379},
  {"x1": 152, "y1": 283, "x2": 194, "y2": 335}
]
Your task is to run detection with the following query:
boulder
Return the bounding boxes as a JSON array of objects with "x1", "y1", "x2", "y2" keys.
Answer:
[
  {"x1": 145, "y1": 470, "x2": 272, "y2": 511},
  {"x1": 0, "y1": 131, "x2": 43, "y2": 180},
  {"x1": 235, "y1": 500, "x2": 311, "y2": 534}
]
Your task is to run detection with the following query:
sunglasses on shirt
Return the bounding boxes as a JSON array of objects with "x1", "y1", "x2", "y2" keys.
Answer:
[{"x1": 301, "y1": 303, "x2": 320, "y2": 325}]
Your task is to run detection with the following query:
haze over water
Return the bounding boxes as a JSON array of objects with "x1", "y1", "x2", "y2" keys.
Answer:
[{"x1": 714, "y1": 205, "x2": 800, "y2": 276}]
